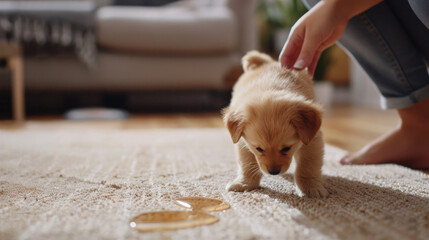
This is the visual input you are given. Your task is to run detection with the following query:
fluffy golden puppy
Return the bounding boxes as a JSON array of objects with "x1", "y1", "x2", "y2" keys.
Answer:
[{"x1": 223, "y1": 51, "x2": 328, "y2": 198}]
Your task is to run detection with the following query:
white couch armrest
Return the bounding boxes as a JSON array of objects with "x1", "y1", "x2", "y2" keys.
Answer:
[{"x1": 226, "y1": 0, "x2": 258, "y2": 54}]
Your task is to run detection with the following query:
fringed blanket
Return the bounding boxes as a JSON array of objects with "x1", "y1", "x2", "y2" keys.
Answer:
[{"x1": 0, "y1": 1, "x2": 97, "y2": 68}]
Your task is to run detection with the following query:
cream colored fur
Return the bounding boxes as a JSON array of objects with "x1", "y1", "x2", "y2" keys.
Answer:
[{"x1": 223, "y1": 51, "x2": 328, "y2": 198}]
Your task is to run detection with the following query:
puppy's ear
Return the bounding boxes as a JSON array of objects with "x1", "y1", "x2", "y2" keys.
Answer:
[
  {"x1": 290, "y1": 102, "x2": 322, "y2": 145},
  {"x1": 242, "y1": 51, "x2": 274, "y2": 72},
  {"x1": 222, "y1": 107, "x2": 245, "y2": 143}
]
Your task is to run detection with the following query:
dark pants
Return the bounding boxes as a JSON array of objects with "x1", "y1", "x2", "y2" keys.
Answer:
[{"x1": 304, "y1": 0, "x2": 429, "y2": 109}]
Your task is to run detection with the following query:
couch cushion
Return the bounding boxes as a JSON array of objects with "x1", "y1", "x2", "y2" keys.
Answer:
[
  {"x1": 96, "y1": 5, "x2": 237, "y2": 54},
  {"x1": 24, "y1": 52, "x2": 241, "y2": 90}
]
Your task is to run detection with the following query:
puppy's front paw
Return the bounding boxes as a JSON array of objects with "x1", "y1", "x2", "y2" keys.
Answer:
[
  {"x1": 299, "y1": 185, "x2": 329, "y2": 198},
  {"x1": 226, "y1": 181, "x2": 259, "y2": 192},
  {"x1": 296, "y1": 179, "x2": 329, "y2": 198}
]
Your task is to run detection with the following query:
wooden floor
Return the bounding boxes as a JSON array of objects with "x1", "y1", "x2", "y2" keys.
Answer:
[{"x1": 0, "y1": 105, "x2": 399, "y2": 153}]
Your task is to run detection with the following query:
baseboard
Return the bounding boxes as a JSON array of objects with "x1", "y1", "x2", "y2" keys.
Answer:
[{"x1": 0, "y1": 90, "x2": 232, "y2": 118}]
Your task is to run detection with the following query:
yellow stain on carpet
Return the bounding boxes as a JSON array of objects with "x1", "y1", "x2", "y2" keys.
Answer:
[{"x1": 130, "y1": 197, "x2": 230, "y2": 232}]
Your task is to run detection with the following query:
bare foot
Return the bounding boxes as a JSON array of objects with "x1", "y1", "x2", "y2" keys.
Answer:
[
  {"x1": 340, "y1": 98, "x2": 429, "y2": 169},
  {"x1": 340, "y1": 125, "x2": 429, "y2": 168}
]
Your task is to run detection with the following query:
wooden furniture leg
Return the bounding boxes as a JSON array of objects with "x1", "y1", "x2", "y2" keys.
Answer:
[{"x1": 9, "y1": 55, "x2": 25, "y2": 122}]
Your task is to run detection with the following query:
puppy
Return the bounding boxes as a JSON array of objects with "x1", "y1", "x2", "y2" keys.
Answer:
[{"x1": 223, "y1": 51, "x2": 328, "y2": 198}]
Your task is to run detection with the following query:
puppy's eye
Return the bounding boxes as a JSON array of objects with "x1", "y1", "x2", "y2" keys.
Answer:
[
  {"x1": 281, "y1": 147, "x2": 291, "y2": 154},
  {"x1": 256, "y1": 147, "x2": 264, "y2": 153}
]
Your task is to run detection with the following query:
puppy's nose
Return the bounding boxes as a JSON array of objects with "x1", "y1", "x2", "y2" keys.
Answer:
[{"x1": 268, "y1": 168, "x2": 281, "y2": 175}]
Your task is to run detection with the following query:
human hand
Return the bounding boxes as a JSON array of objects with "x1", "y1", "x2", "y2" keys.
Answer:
[{"x1": 279, "y1": 0, "x2": 349, "y2": 75}]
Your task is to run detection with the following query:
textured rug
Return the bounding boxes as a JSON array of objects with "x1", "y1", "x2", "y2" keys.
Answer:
[{"x1": 0, "y1": 128, "x2": 428, "y2": 240}]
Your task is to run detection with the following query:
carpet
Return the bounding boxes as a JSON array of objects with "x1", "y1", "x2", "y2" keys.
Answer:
[{"x1": 0, "y1": 128, "x2": 428, "y2": 240}]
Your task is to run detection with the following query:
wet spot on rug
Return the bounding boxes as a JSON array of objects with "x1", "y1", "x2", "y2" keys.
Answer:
[{"x1": 130, "y1": 197, "x2": 230, "y2": 232}]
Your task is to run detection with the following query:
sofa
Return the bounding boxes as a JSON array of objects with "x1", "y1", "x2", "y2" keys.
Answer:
[{"x1": 21, "y1": 0, "x2": 258, "y2": 93}]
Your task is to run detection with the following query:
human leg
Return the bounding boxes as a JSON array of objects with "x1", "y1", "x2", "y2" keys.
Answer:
[
  {"x1": 341, "y1": 98, "x2": 429, "y2": 169},
  {"x1": 303, "y1": 0, "x2": 429, "y2": 168},
  {"x1": 339, "y1": 0, "x2": 429, "y2": 168}
]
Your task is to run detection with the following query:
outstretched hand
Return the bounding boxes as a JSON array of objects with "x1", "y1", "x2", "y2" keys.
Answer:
[{"x1": 279, "y1": 1, "x2": 349, "y2": 75}]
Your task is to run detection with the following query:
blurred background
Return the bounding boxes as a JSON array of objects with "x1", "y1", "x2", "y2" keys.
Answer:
[{"x1": 0, "y1": 0, "x2": 380, "y2": 120}]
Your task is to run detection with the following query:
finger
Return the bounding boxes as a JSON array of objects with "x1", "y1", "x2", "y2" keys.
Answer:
[
  {"x1": 308, "y1": 49, "x2": 322, "y2": 76},
  {"x1": 279, "y1": 27, "x2": 305, "y2": 68},
  {"x1": 293, "y1": 32, "x2": 321, "y2": 71}
]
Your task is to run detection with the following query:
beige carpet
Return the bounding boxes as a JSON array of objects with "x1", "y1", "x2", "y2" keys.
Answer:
[{"x1": 0, "y1": 128, "x2": 428, "y2": 240}]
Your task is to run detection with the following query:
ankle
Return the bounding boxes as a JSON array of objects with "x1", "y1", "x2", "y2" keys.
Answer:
[{"x1": 398, "y1": 98, "x2": 429, "y2": 131}]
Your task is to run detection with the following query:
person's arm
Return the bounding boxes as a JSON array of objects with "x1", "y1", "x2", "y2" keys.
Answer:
[{"x1": 279, "y1": 0, "x2": 383, "y2": 75}]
